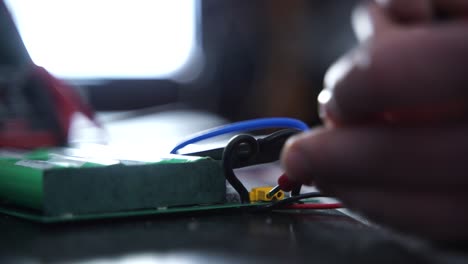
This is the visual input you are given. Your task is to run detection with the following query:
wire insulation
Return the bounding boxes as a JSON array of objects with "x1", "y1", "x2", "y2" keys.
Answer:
[
  {"x1": 222, "y1": 135, "x2": 259, "y2": 203},
  {"x1": 170, "y1": 117, "x2": 309, "y2": 154}
]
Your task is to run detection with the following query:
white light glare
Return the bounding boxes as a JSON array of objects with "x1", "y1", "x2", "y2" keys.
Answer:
[{"x1": 5, "y1": 0, "x2": 198, "y2": 79}]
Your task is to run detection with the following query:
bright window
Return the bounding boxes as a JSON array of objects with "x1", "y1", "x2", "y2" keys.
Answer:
[{"x1": 5, "y1": 0, "x2": 198, "y2": 79}]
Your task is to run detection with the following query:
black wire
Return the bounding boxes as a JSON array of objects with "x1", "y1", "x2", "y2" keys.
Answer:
[
  {"x1": 222, "y1": 134, "x2": 259, "y2": 203},
  {"x1": 264, "y1": 192, "x2": 325, "y2": 209},
  {"x1": 291, "y1": 186, "x2": 301, "y2": 196}
]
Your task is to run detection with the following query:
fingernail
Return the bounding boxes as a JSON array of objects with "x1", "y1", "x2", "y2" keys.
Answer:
[
  {"x1": 321, "y1": 54, "x2": 353, "y2": 124},
  {"x1": 281, "y1": 137, "x2": 314, "y2": 185},
  {"x1": 318, "y1": 89, "x2": 340, "y2": 126}
]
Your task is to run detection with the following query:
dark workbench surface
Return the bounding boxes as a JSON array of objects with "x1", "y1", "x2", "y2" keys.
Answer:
[{"x1": 0, "y1": 208, "x2": 466, "y2": 264}]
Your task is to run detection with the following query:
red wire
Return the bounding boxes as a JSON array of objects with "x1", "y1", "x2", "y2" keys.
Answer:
[{"x1": 281, "y1": 203, "x2": 343, "y2": 210}]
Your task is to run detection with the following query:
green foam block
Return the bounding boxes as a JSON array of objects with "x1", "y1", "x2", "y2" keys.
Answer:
[{"x1": 0, "y1": 149, "x2": 226, "y2": 217}]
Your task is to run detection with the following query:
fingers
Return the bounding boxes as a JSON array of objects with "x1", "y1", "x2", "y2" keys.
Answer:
[
  {"x1": 281, "y1": 126, "x2": 468, "y2": 189},
  {"x1": 281, "y1": 126, "x2": 468, "y2": 240},
  {"x1": 375, "y1": 0, "x2": 433, "y2": 23},
  {"x1": 352, "y1": 0, "x2": 431, "y2": 43},
  {"x1": 310, "y1": 0, "x2": 468, "y2": 241},
  {"x1": 372, "y1": 0, "x2": 468, "y2": 23},
  {"x1": 352, "y1": 1, "x2": 394, "y2": 42},
  {"x1": 352, "y1": 0, "x2": 468, "y2": 43},
  {"x1": 434, "y1": 0, "x2": 468, "y2": 17},
  {"x1": 321, "y1": 23, "x2": 468, "y2": 125}
]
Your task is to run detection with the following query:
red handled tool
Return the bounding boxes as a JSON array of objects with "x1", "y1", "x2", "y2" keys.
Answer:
[{"x1": 0, "y1": 0, "x2": 97, "y2": 149}]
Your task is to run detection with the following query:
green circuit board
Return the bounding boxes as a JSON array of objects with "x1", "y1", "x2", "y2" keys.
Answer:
[
  {"x1": 0, "y1": 201, "x2": 258, "y2": 223},
  {"x1": 0, "y1": 198, "x2": 323, "y2": 223}
]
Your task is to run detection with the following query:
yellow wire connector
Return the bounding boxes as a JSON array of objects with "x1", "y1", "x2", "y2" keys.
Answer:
[{"x1": 249, "y1": 186, "x2": 285, "y2": 203}]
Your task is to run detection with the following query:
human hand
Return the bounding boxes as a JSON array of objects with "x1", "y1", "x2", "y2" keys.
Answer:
[{"x1": 281, "y1": 0, "x2": 468, "y2": 241}]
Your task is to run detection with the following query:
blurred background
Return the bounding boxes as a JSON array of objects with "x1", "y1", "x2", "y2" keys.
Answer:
[
  {"x1": 2, "y1": 0, "x2": 360, "y2": 153},
  {"x1": 5, "y1": 0, "x2": 359, "y2": 124}
]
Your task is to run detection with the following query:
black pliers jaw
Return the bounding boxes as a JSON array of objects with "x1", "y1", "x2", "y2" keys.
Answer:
[{"x1": 185, "y1": 129, "x2": 301, "y2": 203}]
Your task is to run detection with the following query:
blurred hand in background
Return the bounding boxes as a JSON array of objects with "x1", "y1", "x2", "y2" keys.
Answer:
[{"x1": 282, "y1": 0, "x2": 468, "y2": 241}]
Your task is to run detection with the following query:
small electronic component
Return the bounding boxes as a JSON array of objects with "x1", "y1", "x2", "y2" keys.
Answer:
[
  {"x1": 266, "y1": 185, "x2": 282, "y2": 199},
  {"x1": 267, "y1": 174, "x2": 302, "y2": 198},
  {"x1": 249, "y1": 186, "x2": 285, "y2": 203}
]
